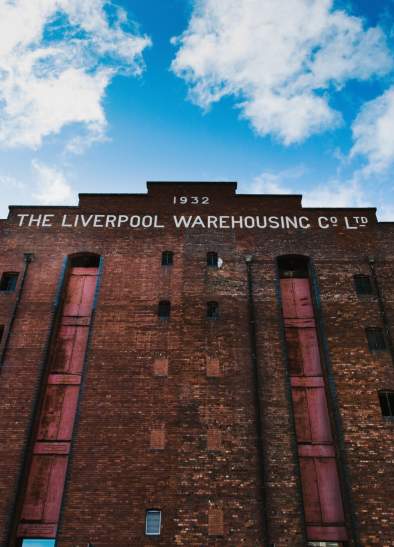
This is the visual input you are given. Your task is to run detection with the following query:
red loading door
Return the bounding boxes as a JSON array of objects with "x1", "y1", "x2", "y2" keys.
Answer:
[
  {"x1": 21, "y1": 455, "x2": 67, "y2": 522},
  {"x1": 51, "y1": 325, "x2": 89, "y2": 374},
  {"x1": 281, "y1": 279, "x2": 314, "y2": 319},
  {"x1": 37, "y1": 384, "x2": 79, "y2": 441},
  {"x1": 285, "y1": 327, "x2": 322, "y2": 376},
  {"x1": 63, "y1": 267, "x2": 97, "y2": 318}
]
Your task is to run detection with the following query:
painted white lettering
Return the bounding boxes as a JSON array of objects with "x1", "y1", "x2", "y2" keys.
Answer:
[
  {"x1": 129, "y1": 216, "x2": 141, "y2": 228},
  {"x1": 219, "y1": 216, "x2": 230, "y2": 229},
  {"x1": 256, "y1": 216, "x2": 267, "y2": 229},
  {"x1": 173, "y1": 216, "x2": 193, "y2": 228},
  {"x1": 62, "y1": 214, "x2": 73, "y2": 227},
  {"x1": 299, "y1": 216, "x2": 311, "y2": 229},
  {"x1": 191, "y1": 216, "x2": 205, "y2": 228},
  {"x1": 28, "y1": 214, "x2": 42, "y2": 226},
  {"x1": 285, "y1": 216, "x2": 298, "y2": 229},
  {"x1": 117, "y1": 215, "x2": 129, "y2": 227},
  {"x1": 207, "y1": 216, "x2": 218, "y2": 229},
  {"x1": 154, "y1": 215, "x2": 165, "y2": 228},
  {"x1": 42, "y1": 214, "x2": 54, "y2": 227},
  {"x1": 268, "y1": 216, "x2": 280, "y2": 229},
  {"x1": 231, "y1": 217, "x2": 243, "y2": 228},
  {"x1": 344, "y1": 216, "x2": 357, "y2": 230},
  {"x1": 142, "y1": 215, "x2": 153, "y2": 228},
  {"x1": 93, "y1": 215, "x2": 105, "y2": 227},
  {"x1": 17, "y1": 214, "x2": 29, "y2": 226},
  {"x1": 81, "y1": 215, "x2": 94, "y2": 228},
  {"x1": 318, "y1": 216, "x2": 330, "y2": 229},
  {"x1": 244, "y1": 216, "x2": 255, "y2": 229},
  {"x1": 105, "y1": 215, "x2": 117, "y2": 228}
]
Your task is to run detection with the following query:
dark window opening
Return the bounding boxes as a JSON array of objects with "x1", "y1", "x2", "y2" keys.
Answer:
[
  {"x1": 354, "y1": 274, "x2": 373, "y2": 295},
  {"x1": 161, "y1": 251, "x2": 173, "y2": 266},
  {"x1": 207, "y1": 301, "x2": 219, "y2": 319},
  {"x1": 0, "y1": 272, "x2": 19, "y2": 291},
  {"x1": 366, "y1": 327, "x2": 386, "y2": 351},
  {"x1": 70, "y1": 254, "x2": 100, "y2": 268},
  {"x1": 207, "y1": 252, "x2": 218, "y2": 267},
  {"x1": 379, "y1": 391, "x2": 394, "y2": 417},
  {"x1": 158, "y1": 300, "x2": 171, "y2": 319},
  {"x1": 277, "y1": 255, "x2": 309, "y2": 278},
  {"x1": 146, "y1": 509, "x2": 161, "y2": 535},
  {"x1": 0, "y1": 325, "x2": 4, "y2": 343}
]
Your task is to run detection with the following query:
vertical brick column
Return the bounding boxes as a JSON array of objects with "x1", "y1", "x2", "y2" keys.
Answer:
[
  {"x1": 280, "y1": 276, "x2": 348, "y2": 543},
  {"x1": 17, "y1": 265, "x2": 99, "y2": 540}
]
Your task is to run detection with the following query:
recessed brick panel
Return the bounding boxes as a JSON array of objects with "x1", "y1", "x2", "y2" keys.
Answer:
[
  {"x1": 153, "y1": 357, "x2": 168, "y2": 377},
  {"x1": 208, "y1": 507, "x2": 224, "y2": 536},
  {"x1": 206, "y1": 357, "x2": 221, "y2": 377},
  {"x1": 150, "y1": 428, "x2": 165, "y2": 450},
  {"x1": 207, "y1": 429, "x2": 222, "y2": 451}
]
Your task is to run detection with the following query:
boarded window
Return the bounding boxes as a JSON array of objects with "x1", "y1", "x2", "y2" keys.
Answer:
[
  {"x1": 153, "y1": 357, "x2": 168, "y2": 377},
  {"x1": 207, "y1": 252, "x2": 218, "y2": 267},
  {"x1": 366, "y1": 328, "x2": 386, "y2": 351},
  {"x1": 145, "y1": 510, "x2": 161, "y2": 535},
  {"x1": 206, "y1": 358, "x2": 221, "y2": 377},
  {"x1": 207, "y1": 429, "x2": 222, "y2": 451},
  {"x1": 208, "y1": 508, "x2": 224, "y2": 536},
  {"x1": 354, "y1": 274, "x2": 373, "y2": 295},
  {"x1": 161, "y1": 251, "x2": 173, "y2": 266},
  {"x1": 150, "y1": 428, "x2": 165, "y2": 450},
  {"x1": 207, "y1": 301, "x2": 219, "y2": 319},
  {"x1": 0, "y1": 272, "x2": 18, "y2": 291},
  {"x1": 379, "y1": 391, "x2": 394, "y2": 417},
  {"x1": 158, "y1": 300, "x2": 171, "y2": 319}
]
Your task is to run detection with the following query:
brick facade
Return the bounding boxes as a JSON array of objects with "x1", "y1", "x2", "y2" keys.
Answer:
[{"x1": 0, "y1": 182, "x2": 393, "y2": 546}]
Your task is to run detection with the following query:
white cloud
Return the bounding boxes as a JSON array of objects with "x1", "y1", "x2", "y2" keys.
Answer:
[
  {"x1": 0, "y1": 0, "x2": 151, "y2": 150},
  {"x1": 171, "y1": 0, "x2": 392, "y2": 144},
  {"x1": 32, "y1": 160, "x2": 76, "y2": 205},
  {"x1": 351, "y1": 86, "x2": 394, "y2": 173},
  {"x1": 249, "y1": 168, "x2": 366, "y2": 208}
]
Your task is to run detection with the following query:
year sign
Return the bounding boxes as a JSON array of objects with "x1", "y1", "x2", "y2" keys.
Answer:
[{"x1": 173, "y1": 196, "x2": 210, "y2": 205}]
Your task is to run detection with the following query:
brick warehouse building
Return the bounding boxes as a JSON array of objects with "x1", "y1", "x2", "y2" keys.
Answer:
[{"x1": 0, "y1": 181, "x2": 393, "y2": 547}]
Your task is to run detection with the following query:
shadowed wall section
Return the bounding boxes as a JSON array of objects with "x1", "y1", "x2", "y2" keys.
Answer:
[
  {"x1": 17, "y1": 255, "x2": 100, "y2": 541},
  {"x1": 278, "y1": 255, "x2": 347, "y2": 544}
]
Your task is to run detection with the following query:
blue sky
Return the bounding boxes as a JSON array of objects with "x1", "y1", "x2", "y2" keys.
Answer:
[{"x1": 1, "y1": 0, "x2": 394, "y2": 219}]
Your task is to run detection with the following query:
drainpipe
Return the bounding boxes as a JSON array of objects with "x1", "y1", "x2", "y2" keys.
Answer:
[
  {"x1": 0, "y1": 252, "x2": 34, "y2": 370},
  {"x1": 368, "y1": 256, "x2": 394, "y2": 365},
  {"x1": 245, "y1": 255, "x2": 270, "y2": 546}
]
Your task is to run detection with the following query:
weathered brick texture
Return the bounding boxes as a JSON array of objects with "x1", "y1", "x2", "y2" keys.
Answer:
[{"x1": 0, "y1": 182, "x2": 392, "y2": 546}]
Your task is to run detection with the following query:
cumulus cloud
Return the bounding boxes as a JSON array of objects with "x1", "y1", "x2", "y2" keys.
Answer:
[
  {"x1": 351, "y1": 86, "x2": 394, "y2": 174},
  {"x1": 32, "y1": 160, "x2": 76, "y2": 204},
  {"x1": 171, "y1": 0, "x2": 392, "y2": 144},
  {"x1": 0, "y1": 0, "x2": 151, "y2": 150},
  {"x1": 249, "y1": 168, "x2": 366, "y2": 208}
]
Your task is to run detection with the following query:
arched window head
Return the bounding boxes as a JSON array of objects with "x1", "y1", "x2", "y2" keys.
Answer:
[
  {"x1": 161, "y1": 251, "x2": 173, "y2": 266},
  {"x1": 207, "y1": 252, "x2": 218, "y2": 267},
  {"x1": 277, "y1": 255, "x2": 309, "y2": 278},
  {"x1": 207, "y1": 301, "x2": 219, "y2": 319},
  {"x1": 158, "y1": 300, "x2": 171, "y2": 319},
  {"x1": 70, "y1": 253, "x2": 100, "y2": 268}
]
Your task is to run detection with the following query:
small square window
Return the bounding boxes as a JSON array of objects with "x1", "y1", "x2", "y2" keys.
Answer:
[
  {"x1": 379, "y1": 391, "x2": 394, "y2": 417},
  {"x1": 366, "y1": 328, "x2": 386, "y2": 351},
  {"x1": 0, "y1": 272, "x2": 18, "y2": 292},
  {"x1": 158, "y1": 300, "x2": 171, "y2": 319},
  {"x1": 207, "y1": 252, "x2": 218, "y2": 267},
  {"x1": 146, "y1": 509, "x2": 161, "y2": 535},
  {"x1": 207, "y1": 301, "x2": 219, "y2": 319},
  {"x1": 161, "y1": 251, "x2": 173, "y2": 266},
  {"x1": 21, "y1": 540, "x2": 56, "y2": 547},
  {"x1": 354, "y1": 275, "x2": 373, "y2": 295}
]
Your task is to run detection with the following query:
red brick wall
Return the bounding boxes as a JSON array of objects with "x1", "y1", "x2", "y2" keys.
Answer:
[{"x1": 0, "y1": 182, "x2": 393, "y2": 546}]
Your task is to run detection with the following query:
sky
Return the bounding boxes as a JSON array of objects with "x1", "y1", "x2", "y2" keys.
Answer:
[{"x1": 0, "y1": 0, "x2": 394, "y2": 219}]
